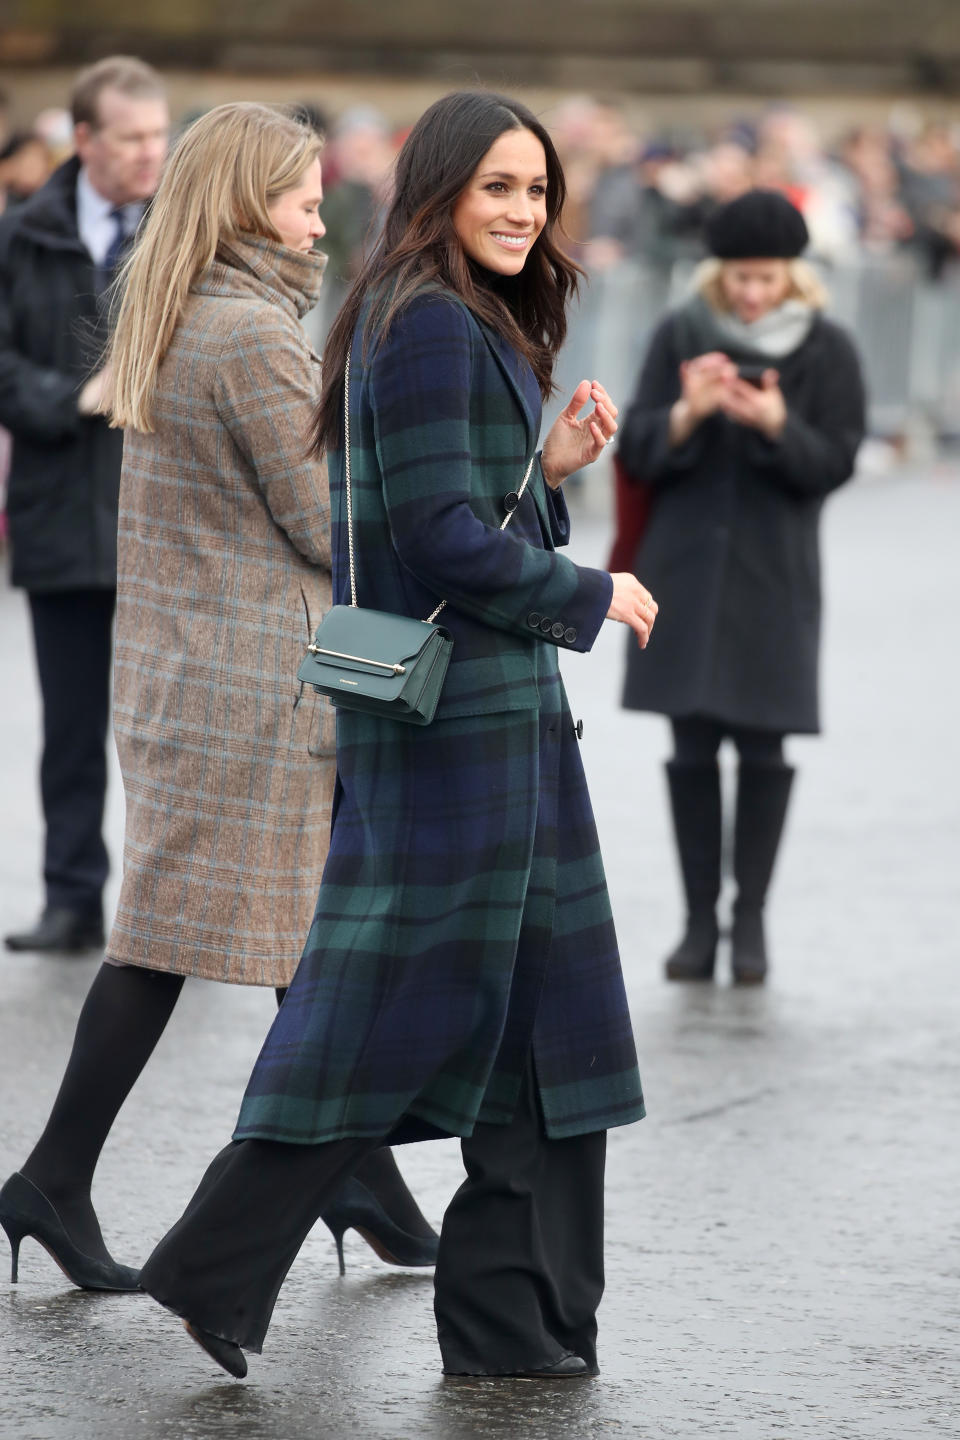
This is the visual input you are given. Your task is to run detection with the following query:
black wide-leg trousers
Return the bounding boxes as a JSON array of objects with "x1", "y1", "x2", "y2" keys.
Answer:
[
  {"x1": 139, "y1": 1062, "x2": 606, "y2": 1372},
  {"x1": 435, "y1": 1057, "x2": 606, "y2": 1376},
  {"x1": 139, "y1": 1135, "x2": 373, "y2": 1353},
  {"x1": 27, "y1": 588, "x2": 116, "y2": 916}
]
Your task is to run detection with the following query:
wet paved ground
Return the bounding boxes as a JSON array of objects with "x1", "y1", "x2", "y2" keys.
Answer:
[{"x1": 0, "y1": 462, "x2": 958, "y2": 1439}]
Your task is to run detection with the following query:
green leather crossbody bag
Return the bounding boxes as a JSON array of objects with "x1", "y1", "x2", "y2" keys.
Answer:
[
  {"x1": 298, "y1": 354, "x2": 533, "y2": 726},
  {"x1": 297, "y1": 601, "x2": 452, "y2": 725}
]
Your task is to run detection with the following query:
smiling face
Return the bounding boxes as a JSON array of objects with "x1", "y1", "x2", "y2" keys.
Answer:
[
  {"x1": 451, "y1": 127, "x2": 548, "y2": 276},
  {"x1": 266, "y1": 157, "x2": 326, "y2": 252}
]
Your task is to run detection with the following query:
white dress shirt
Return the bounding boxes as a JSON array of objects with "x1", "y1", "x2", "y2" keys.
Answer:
[{"x1": 76, "y1": 167, "x2": 144, "y2": 265}]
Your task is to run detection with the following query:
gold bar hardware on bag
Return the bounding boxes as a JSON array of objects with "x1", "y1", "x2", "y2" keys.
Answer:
[{"x1": 306, "y1": 642, "x2": 406, "y2": 675}]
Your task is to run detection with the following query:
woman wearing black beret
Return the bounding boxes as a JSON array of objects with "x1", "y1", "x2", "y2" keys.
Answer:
[{"x1": 618, "y1": 189, "x2": 866, "y2": 984}]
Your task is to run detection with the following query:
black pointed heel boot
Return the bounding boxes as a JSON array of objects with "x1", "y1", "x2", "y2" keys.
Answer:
[
  {"x1": 0, "y1": 1172, "x2": 141, "y2": 1290},
  {"x1": 731, "y1": 763, "x2": 795, "y2": 984},
  {"x1": 319, "y1": 1149, "x2": 438, "y2": 1274},
  {"x1": 513, "y1": 1353, "x2": 591, "y2": 1379},
  {"x1": 183, "y1": 1320, "x2": 248, "y2": 1379},
  {"x1": 445, "y1": 1352, "x2": 592, "y2": 1380},
  {"x1": 662, "y1": 760, "x2": 722, "y2": 981}
]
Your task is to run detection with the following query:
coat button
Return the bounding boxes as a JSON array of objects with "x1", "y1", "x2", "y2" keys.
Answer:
[
  {"x1": 573, "y1": 718, "x2": 584, "y2": 740},
  {"x1": 551, "y1": 621, "x2": 565, "y2": 640},
  {"x1": 527, "y1": 611, "x2": 542, "y2": 628},
  {"x1": 540, "y1": 617, "x2": 553, "y2": 634},
  {"x1": 504, "y1": 491, "x2": 519, "y2": 512},
  {"x1": 564, "y1": 626, "x2": 577, "y2": 644}
]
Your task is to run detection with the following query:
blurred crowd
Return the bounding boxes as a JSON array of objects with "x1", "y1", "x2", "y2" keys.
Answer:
[
  {"x1": 552, "y1": 97, "x2": 960, "y2": 280},
  {"x1": 4, "y1": 85, "x2": 960, "y2": 284}
]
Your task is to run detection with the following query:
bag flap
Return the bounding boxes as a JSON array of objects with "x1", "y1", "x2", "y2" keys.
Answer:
[{"x1": 307, "y1": 605, "x2": 440, "y2": 670}]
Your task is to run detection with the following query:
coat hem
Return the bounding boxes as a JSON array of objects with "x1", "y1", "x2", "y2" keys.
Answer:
[
  {"x1": 102, "y1": 944, "x2": 297, "y2": 988},
  {"x1": 232, "y1": 1091, "x2": 645, "y2": 1148},
  {"x1": 621, "y1": 698, "x2": 820, "y2": 737}
]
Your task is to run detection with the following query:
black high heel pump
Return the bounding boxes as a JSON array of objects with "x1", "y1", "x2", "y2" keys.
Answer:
[
  {"x1": 320, "y1": 1174, "x2": 439, "y2": 1276},
  {"x1": 0, "y1": 1172, "x2": 141, "y2": 1291}
]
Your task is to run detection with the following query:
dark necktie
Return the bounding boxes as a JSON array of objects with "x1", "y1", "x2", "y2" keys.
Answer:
[{"x1": 102, "y1": 207, "x2": 127, "y2": 276}]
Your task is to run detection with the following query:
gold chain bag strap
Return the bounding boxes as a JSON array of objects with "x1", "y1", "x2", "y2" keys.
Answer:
[{"x1": 297, "y1": 354, "x2": 535, "y2": 725}]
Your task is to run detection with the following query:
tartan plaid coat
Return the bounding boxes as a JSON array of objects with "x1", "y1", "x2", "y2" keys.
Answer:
[
  {"x1": 106, "y1": 235, "x2": 335, "y2": 987},
  {"x1": 235, "y1": 288, "x2": 645, "y2": 1141}
]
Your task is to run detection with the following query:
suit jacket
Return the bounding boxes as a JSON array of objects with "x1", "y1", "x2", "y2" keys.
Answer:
[
  {"x1": 0, "y1": 157, "x2": 122, "y2": 591},
  {"x1": 235, "y1": 286, "x2": 644, "y2": 1145}
]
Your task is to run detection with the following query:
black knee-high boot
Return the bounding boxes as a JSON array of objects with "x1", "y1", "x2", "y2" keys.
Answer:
[
  {"x1": 731, "y1": 763, "x2": 795, "y2": 984},
  {"x1": 663, "y1": 761, "x2": 722, "y2": 981}
]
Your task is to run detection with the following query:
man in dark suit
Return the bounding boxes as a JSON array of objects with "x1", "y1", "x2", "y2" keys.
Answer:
[{"x1": 0, "y1": 57, "x2": 169, "y2": 952}]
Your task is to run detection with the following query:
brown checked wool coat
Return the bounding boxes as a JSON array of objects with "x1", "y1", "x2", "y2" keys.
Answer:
[{"x1": 106, "y1": 233, "x2": 333, "y2": 986}]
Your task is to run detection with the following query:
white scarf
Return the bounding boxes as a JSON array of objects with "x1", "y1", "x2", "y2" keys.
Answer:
[{"x1": 712, "y1": 298, "x2": 815, "y2": 358}]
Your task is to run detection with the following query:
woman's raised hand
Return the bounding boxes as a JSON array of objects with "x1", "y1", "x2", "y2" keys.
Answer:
[
  {"x1": 607, "y1": 573, "x2": 658, "y2": 649},
  {"x1": 540, "y1": 380, "x2": 618, "y2": 489}
]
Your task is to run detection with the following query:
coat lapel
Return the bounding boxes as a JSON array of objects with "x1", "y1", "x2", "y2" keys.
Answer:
[{"x1": 478, "y1": 322, "x2": 550, "y2": 534}]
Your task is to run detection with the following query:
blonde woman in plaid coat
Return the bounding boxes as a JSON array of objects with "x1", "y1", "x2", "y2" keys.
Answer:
[
  {"x1": 0, "y1": 105, "x2": 437, "y2": 1298},
  {"x1": 138, "y1": 93, "x2": 658, "y2": 1385}
]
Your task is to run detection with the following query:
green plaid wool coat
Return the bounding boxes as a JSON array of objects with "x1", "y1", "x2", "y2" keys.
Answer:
[{"x1": 234, "y1": 289, "x2": 645, "y2": 1143}]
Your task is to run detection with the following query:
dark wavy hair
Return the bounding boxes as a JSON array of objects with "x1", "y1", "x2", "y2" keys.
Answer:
[{"x1": 312, "y1": 90, "x2": 582, "y2": 456}]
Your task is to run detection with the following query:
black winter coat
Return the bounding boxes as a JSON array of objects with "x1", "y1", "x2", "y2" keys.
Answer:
[
  {"x1": 619, "y1": 302, "x2": 866, "y2": 734},
  {"x1": 0, "y1": 157, "x2": 122, "y2": 592}
]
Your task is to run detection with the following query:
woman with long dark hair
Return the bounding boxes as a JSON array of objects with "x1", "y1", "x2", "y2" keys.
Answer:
[{"x1": 136, "y1": 90, "x2": 657, "y2": 1382}]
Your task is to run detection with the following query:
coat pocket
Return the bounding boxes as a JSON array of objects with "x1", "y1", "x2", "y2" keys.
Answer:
[
  {"x1": 293, "y1": 687, "x2": 337, "y2": 759},
  {"x1": 434, "y1": 649, "x2": 541, "y2": 719},
  {"x1": 297, "y1": 582, "x2": 337, "y2": 757},
  {"x1": 306, "y1": 690, "x2": 337, "y2": 758}
]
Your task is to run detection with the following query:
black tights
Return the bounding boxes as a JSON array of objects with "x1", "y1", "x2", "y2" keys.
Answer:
[
  {"x1": 21, "y1": 967, "x2": 428, "y2": 1263},
  {"x1": 671, "y1": 716, "x2": 785, "y2": 768},
  {"x1": 22, "y1": 963, "x2": 185, "y2": 1261}
]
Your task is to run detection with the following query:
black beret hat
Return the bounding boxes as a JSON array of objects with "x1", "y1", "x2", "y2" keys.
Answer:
[{"x1": 706, "y1": 189, "x2": 810, "y2": 260}]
